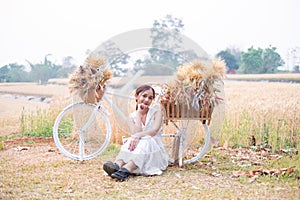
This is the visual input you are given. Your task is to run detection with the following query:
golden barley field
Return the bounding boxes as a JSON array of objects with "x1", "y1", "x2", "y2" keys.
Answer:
[
  {"x1": 222, "y1": 80, "x2": 300, "y2": 150},
  {"x1": 0, "y1": 83, "x2": 69, "y2": 136},
  {"x1": 0, "y1": 77, "x2": 299, "y2": 150}
]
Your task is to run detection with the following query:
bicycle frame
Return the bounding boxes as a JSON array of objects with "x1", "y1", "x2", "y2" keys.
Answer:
[{"x1": 102, "y1": 90, "x2": 135, "y2": 121}]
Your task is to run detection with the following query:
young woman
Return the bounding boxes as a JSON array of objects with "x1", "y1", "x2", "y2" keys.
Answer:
[{"x1": 103, "y1": 84, "x2": 169, "y2": 181}]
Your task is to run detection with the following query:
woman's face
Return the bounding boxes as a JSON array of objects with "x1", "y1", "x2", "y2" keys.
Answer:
[{"x1": 136, "y1": 89, "x2": 154, "y2": 107}]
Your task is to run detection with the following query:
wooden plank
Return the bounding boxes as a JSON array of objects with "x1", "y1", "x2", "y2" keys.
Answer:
[{"x1": 161, "y1": 102, "x2": 213, "y2": 124}]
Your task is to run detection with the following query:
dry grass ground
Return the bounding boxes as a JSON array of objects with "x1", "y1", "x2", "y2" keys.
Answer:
[
  {"x1": 0, "y1": 139, "x2": 299, "y2": 199},
  {"x1": 0, "y1": 139, "x2": 300, "y2": 199},
  {"x1": 0, "y1": 79, "x2": 299, "y2": 199}
]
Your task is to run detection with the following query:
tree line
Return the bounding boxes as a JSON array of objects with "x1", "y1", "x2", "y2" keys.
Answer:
[
  {"x1": 0, "y1": 55, "x2": 76, "y2": 83},
  {"x1": 1, "y1": 15, "x2": 297, "y2": 83},
  {"x1": 216, "y1": 45, "x2": 287, "y2": 74}
]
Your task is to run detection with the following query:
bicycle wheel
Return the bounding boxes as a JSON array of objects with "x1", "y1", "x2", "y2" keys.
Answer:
[
  {"x1": 181, "y1": 121, "x2": 210, "y2": 165},
  {"x1": 53, "y1": 102, "x2": 111, "y2": 160}
]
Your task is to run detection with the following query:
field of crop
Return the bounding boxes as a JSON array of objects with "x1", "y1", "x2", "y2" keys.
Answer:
[
  {"x1": 221, "y1": 80, "x2": 299, "y2": 151},
  {"x1": 0, "y1": 77, "x2": 299, "y2": 150},
  {"x1": 227, "y1": 73, "x2": 300, "y2": 82},
  {"x1": 0, "y1": 76, "x2": 299, "y2": 199}
]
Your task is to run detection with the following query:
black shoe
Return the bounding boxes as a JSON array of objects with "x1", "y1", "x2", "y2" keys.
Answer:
[
  {"x1": 103, "y1": 161, "x2": 119, "y2": 176},
  {"x1": 111, "y1": 168, "x2": 131, "y2": 181}
]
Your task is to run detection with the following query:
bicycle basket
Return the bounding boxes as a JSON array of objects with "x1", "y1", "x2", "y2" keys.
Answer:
[{"x1": 161, "y1": 101, "x2": 213, "y2": 125}]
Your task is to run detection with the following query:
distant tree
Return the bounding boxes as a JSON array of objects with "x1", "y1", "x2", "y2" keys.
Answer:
[
  {"x1": 62, "y1": 56, "x2": 75, "y2": 68},
  {"x1": 133, "y1": 14, "x2": 202, "y2": 75},
  {"x1": 148, "y1": 15, "x2": 186, "y2": 69},
  {"x1": 293, "y1": 65, "x2": 299, "y2": 73},
  {"x1": 59, "y1": 56, "x2": 77, "y2": 77},
  {"x1": 93, "y1": 40, "x2": 130, "y2": 76},
  {"x1": 0, "y1": 66, "x2": 9, "y2": 82},
  {"x1": 27, "y1": 54, "x2": 65, "y2": 83},
  {"x1": 150, "y1": 15, "x2": 183, "y2": 51},
  {"x1": 216, "y1": 50, "x2": 239, "y2": 73},
  {"x1": 239, "y1": 47, "x2": 263, "y2": 74},
  {"x1": 0, "y1": 63, "x2": 29, "y2": 82},
  {"x1": 261, "y1": 46, "x2": 284, "y2": 73},
  {"x1": 1, "y1": 55, "x2": 75, "y2": 83},
  {"x1": 227, "y1": 47, "x2": 242, "y2": 69},
  {"x1": 239, "y1": 46, "x2": 284, "y2": 74}
]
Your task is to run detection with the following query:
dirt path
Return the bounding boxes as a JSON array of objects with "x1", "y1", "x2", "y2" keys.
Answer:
[{"x1": 0, "y1": 138, "x2": 299, "y2": 199}]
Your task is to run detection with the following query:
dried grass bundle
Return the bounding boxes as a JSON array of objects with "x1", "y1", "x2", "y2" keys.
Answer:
[
  {"x1": 161, "y1": 59, "x2": 226, "y2": 111},
  {"x1": 69, "y1": 55, "x2": 113, "y2": 104}
]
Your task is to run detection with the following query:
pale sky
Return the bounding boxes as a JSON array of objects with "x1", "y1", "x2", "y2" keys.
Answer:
[{"x1": 0, "y1": 0, "x2": 299, "y2": 67}]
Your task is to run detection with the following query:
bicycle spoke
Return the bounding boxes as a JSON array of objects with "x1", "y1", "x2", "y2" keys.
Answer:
[{"x1": 53, "y1": 102, "x2": 111, "y2": 160}]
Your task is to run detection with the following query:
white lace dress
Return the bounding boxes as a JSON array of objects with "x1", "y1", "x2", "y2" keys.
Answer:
[{"x1": 115, "y1": 107, "x2": 169, "y2": 175}]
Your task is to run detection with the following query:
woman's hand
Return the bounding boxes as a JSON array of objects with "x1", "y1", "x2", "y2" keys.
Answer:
[
  {"x1": 128, "y1": 136, "x2": 140, "y2": 151},
  {"x1": 137, "y1": 103, "x2": 148, "y2": 112}
]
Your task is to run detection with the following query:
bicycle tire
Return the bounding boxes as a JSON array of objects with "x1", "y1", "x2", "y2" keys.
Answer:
[
  {"x1": 182, "y1": 123, "x2": 210, "y2": 165},
  {"x1": 53, "y1": 102, "x2": 111, "y2": 160}
]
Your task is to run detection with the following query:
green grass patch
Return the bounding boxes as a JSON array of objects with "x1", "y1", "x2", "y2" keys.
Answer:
[
  {"x1": 19, "y1": 107, "x2": 57, "y2": 138},
  {"x1": 219, "y1": 111, "x2": 300, "y2": 152},
  {"x1": 99, "y1": 143, "x2": 121, "y2": 160}
]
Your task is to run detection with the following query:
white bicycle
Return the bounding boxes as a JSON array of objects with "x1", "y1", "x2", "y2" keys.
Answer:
[{"x1": 53, "y1": 83, "x2": 212, "y2": 166}]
